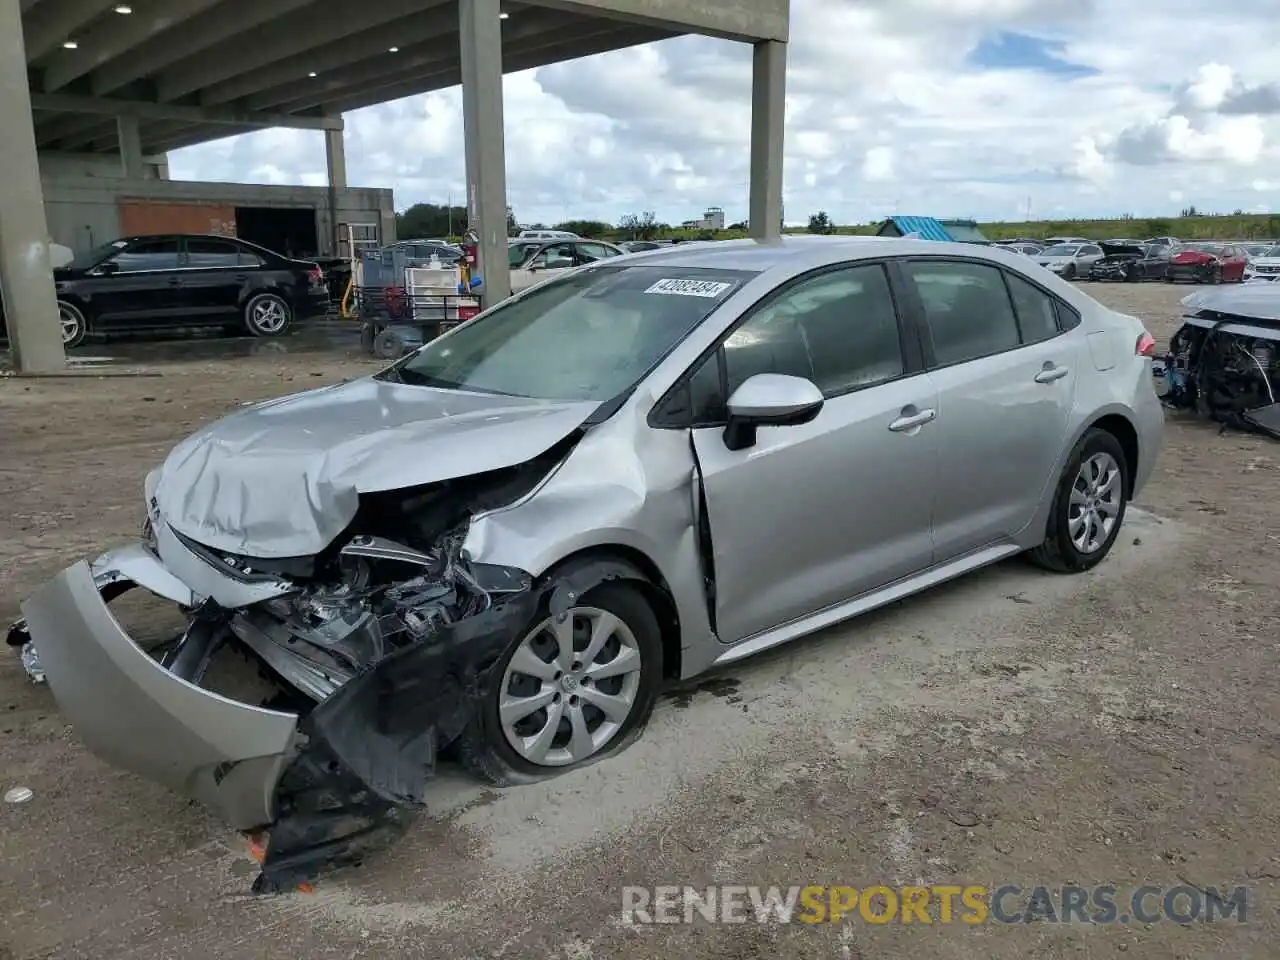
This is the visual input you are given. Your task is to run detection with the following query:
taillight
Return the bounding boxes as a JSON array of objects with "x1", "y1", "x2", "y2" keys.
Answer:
[
  {"x1": 308, "y1": 267, "x2": 323, "y2": 284},
  {"x1": 1136, "y1": 332, "x2": 1157, "y2": 357}
]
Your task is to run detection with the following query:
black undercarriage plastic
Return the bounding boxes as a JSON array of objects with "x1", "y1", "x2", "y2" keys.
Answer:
[{"x1": 252, "y1": 559, "x2": 647, "y2": 893}]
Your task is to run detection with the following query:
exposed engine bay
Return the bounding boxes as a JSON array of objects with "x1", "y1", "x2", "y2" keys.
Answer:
[{"x1": 1156, "y1": 288, "x2": 1280, "y2": 439}]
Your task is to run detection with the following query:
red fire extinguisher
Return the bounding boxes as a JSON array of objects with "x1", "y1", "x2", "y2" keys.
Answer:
[{"x1": 459, "y1": 228, "x2": 479, "y2": 289}]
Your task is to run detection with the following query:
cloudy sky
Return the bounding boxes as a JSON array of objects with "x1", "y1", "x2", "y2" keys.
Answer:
[{"x1": 169, "y1": 0, "x2": 1280, "y2": 228}]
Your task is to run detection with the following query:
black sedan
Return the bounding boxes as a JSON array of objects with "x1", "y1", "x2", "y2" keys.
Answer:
[
  {"x1": 1089, "y1": 242, "x2": 1174, "y2": 282},
  {"x1": 3, "y1": 234, "x2": 329, "y2": 347}
]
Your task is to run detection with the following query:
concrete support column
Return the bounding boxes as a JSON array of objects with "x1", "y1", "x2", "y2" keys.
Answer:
[
  {"x1": 324, "y1": 125, "x2": 347, "y2": 189},
  {"x1": 748, "y1": 39, "x2": 787, "y2": 243},
  {"x1": 460, "y1": 0, "x2": 511, "y2": 306},
  {"x1": 0, "y1": 0, "x2": 65, "y2": 372},
  {"x1": 324, "y1": 121, "x2": 347, "y2": 256},
  {"x1": 117, "y1": 114, "x2": 145, "y2": 178}
]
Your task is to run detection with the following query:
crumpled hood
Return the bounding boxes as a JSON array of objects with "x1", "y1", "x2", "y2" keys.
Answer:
[{"x1": 154, "y1": 376, "x2": 598, "y2": 559}]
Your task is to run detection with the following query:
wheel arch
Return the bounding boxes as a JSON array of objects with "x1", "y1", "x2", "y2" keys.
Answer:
[
  {"x1": 1086, "y1": 412, "x2": 1139, "y2": 497},
  {"x1": 538, "y1": 545, "x2": 682, "y2": 681}
]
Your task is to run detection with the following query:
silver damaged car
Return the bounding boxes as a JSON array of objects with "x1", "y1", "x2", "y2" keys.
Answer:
[{"x1": 10, "y1": 237, "x2": 1164, "y2": 889}]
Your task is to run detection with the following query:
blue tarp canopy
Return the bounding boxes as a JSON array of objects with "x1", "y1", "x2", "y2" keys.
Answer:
[{"x1": 876, "y1": 216, "x2": 953, "y2": 241}]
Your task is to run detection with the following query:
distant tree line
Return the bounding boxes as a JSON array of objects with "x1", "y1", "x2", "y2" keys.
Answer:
[{"x1": 394, "y1": 201, "x2": 1280, "y2": 244}]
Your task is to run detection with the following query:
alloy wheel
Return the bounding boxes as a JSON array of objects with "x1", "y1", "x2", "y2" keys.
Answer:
[
  {"x1": 498, "y1": 606, "x2": 644, "y2": 766},
  {"x1": 58, "y1": 304, "x2": 83, "y2": 344},
  {"x1": 251, "y1": 297, "x2": 288, "y2": 334},
  {"x1": 1068, "y1": 452, "x2": 1122, "y2": 554}
]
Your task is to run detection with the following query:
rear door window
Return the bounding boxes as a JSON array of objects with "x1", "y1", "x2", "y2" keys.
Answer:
[
  {"x1": 1004, "y1": 271, "x2": 1061, "y2": 344},
  {"x1": 904, "y1": 260, "x2": 1021, "y2": 366},
  {"x1": 185, "y1": 238, "x2": 241, "y2": 268}
]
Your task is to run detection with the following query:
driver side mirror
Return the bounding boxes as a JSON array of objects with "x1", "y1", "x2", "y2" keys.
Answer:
[
  {"x1": 722, "y1": 373, "x2": 824, "y2": 451},
  {"x1": 93, "y1": 261, "x2": 119, "y2": 276}
]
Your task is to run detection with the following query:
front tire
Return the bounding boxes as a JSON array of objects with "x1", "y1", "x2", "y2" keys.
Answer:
[
  {"x1": 1027, "y1": 428, "x2": 1130, "y2": 574},
  {"x1": 58, "y1": 300, "x2": 87, "y2": 347},
  {"x1": 458, "y1": 582, "x2": 663, "y2": 785},
  {"x1": 243, "y1": 292, "x2": 292, "y2": 337}
]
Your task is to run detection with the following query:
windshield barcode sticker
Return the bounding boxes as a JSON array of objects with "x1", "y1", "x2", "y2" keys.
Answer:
[{"x1": 644, "y1": 278, "x2": 733, "y2": 298}]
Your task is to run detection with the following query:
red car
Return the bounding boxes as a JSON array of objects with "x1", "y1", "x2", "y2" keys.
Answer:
[{"x1": 1166, "y1": 242, "x2": 1249, "y2": 284}]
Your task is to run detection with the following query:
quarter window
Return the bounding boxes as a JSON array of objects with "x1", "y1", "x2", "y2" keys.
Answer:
[
  {"x1": 904, "y1": 260, "x2": 1021, "y2": 365},
  {"x1": 723, "y1": 263, "x2": 905, "y2": 399},
  {"x1": 1004, "y1": 271, "x2": 1061, "y2": 344}
]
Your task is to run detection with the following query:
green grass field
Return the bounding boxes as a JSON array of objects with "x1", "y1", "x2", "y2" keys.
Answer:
[{"x1": 646, "y1": 212, "x2": 1280, "y2": 244}]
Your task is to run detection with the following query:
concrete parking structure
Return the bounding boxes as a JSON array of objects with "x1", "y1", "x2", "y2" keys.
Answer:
[{"x1": 2, "y1": 0, "x2": 790, "y2": 371}]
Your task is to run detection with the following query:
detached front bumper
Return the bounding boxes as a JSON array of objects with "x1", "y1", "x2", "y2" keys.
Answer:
[{"x1": 20, "y1": 558, "x2": 298, "y2": 831}]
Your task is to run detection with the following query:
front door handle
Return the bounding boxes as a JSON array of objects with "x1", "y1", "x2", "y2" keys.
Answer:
[
  {"x1": 888, "y1": 407, "x2": 936, "y2": 432},
  {"x1": 167, "y1": 277, "x2": 182, "y2": 286},
  {"x1": 1034, "y1": 364, "x2": 1070, "y2": 384}
]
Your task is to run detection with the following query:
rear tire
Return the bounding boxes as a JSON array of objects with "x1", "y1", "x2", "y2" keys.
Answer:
[
  {"x1": 1063, "y1": 263, "x2": 1076, "y2": 280},
  {"x1": 1027, "y1": 428, "x2": 1130, "y2": 574},
  {"x1": 457, "y1": 581, "x2": 663, "y2": 786},
  {"x1": 243, "y1": 292, "x2": 292, "y2": 337}
]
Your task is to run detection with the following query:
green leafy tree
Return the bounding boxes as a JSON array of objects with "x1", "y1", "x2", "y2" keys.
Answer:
[{"x1": 807, "y1": 211, "x2": 835, "y2": 235}]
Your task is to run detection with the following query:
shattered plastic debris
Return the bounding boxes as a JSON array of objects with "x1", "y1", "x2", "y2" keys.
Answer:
[
  {"x1": 251, "y1": 559, "x2": 649, "y2": 894},
  {"x1": 5, "y1": 787, "x2": 33, "y2": 804},
  {"x1": 20, "y1": 642, "x2": 45, "y2": 684}
]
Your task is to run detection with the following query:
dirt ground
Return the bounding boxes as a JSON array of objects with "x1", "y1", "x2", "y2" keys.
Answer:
[{"x1": 2, "y1": 283, "x2": 1279, "y2": 959}]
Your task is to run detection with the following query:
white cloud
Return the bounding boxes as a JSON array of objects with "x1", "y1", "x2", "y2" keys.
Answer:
[
  {"x1": 861, "y1": 146, "x2": 895, "y2": 181},
  {"x1": 168, "y1": 0, "x2": 1280, "y2": 226}
]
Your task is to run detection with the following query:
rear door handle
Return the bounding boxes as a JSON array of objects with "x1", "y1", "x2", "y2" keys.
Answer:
[
  {"x1": 233, "y1": 274, "x2": 248, "y2": 282},
  {"x1": 888, "y1": 407, "x2": 936, "y2": 432},
  {"x1": 1034, "y1": 364, "x2": 1070, "y2": 384},
  {"x1": 167, "y1": 277, "x2": 182, "y2": 286}
]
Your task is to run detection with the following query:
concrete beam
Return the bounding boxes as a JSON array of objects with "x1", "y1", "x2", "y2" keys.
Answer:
[
  {"x1": 2, "y1": 0, "x2": 65, "y2": 371},
  {"x1": 249, "y1": 11, "x2": 595, "y2": 112},
  {"x1": 30, "y1": 92, "x2": 344, "y2": 130},
  {"x1": 22, "y1": 0, "x2": 118, "y2": 61},
  {"x1": 90, "y1": 0, "x2": 318, "y2": 96},
  {"x1": 201, "y1": 0, "x2": 470, "y2": 106},
  {"x1": 748, "y1": 40, "x2": 785, "y2": 243},
  {"x1": 35, "y1": 113, "x2": 114, "y2": 147},
  {"x1": 156, "y1": 0, "x2": 450, "y2": 102},
  {"x1": 461, "y1": 0, "x2": 510, "y2": 307},
  {"x1": 149, "y1": 124, "x2": 258, "y2": 153},
  {"x1": 40, "y1": 0, "x2": 227, "y2": 92},
  {"x1": 522, "y1": 0, "x2": 789, "y2": 42},
  {"x1": 324, "y1": 25, "x2": 672, "y2": 116}
]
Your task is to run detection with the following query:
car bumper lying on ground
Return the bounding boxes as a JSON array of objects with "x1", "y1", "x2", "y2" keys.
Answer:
[
  {"x1": 21, "y1": 560, "x2": 297, "y2": 832},
  {"x1": 9, "y1": 526, "x2": 553, "y2": 891}
]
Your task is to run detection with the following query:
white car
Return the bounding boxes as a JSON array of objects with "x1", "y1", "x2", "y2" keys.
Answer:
[
  {"x1": 508, "y1": 239, "x2": 626, "y2": 293},
  {"x1": 1243, "y1": 244, "x2": 1280, "y2": 281}
]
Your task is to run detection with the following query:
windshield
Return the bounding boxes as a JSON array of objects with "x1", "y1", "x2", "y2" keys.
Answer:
[
  {"x1": 1261, "y1": 245, "x2": 1280, "y2": 258},
  {"x1": 1042, "y1": 244, "x2": 1080, "y2": 256},
  {"x1": 388, "y1": 265, "x2": 754, "y2": 402},
  {"x1": 67, "y1": 239, "x2": 128, "y2": 271}
]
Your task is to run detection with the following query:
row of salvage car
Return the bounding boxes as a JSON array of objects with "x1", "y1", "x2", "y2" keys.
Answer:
[{"x1": 1000, "y1": 239, "x2": 1280, "y2": 284}]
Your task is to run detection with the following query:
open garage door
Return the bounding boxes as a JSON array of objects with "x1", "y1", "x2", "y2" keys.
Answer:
[{"x1": 235, "y1": 207, "x2": 319, "y2": 259}]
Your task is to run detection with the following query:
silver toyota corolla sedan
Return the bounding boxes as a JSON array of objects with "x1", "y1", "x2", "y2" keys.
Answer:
[{"x1": 11, "y1": 236, "x2": 1163, "y2": 887}]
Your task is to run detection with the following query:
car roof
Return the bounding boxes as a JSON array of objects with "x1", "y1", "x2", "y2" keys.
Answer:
[{"x1": 611, "y1": 235, "x2": 1033, "y2": 273}]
